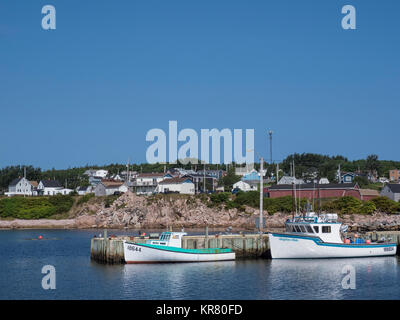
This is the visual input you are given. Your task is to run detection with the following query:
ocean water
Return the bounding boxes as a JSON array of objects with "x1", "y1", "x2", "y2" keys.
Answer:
[{"x1": 0, "y1": 229, "x2": 399, "y2": 300}]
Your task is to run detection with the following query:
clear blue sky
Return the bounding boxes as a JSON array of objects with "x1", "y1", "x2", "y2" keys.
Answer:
[{"x1": 1, "y1": 0, "x2": 399, "y2": 169}]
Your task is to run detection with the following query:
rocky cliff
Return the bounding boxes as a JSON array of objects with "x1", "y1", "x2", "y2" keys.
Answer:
[{"x1": 2, "y1": 191, "x2": 400, "y2": 231}]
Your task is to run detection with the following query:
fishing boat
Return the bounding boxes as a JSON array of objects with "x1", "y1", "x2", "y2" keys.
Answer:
[
  {"x1": 123, "y1": 231, "x2": 235, "y2": 263},
  {"x1": 269, "y1": 212, "x2": 397, "y2": 259}
]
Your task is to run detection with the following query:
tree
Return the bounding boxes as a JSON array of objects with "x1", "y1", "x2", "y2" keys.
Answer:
[
  {"x1": 365, "y1": 154, "x2": 380, "y2": 173},
  {"x1": 222, "y1": 168, "x2": 241, "y2": 191}
]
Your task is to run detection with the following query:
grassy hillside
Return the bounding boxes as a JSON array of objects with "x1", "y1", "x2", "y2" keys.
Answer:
[{"x1": 0, "y1": 195, "x2": 74, "y2": 219}]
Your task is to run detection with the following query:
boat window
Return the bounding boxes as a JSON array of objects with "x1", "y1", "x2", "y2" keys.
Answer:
[
  {"x1": 299, "y1": 226, "x2": 307, "y2": 233},
  {"x1": 294, "y1": 225, "x2": 301, "y2": 233},
  {"x1": 322, "y1": 226, "x2": 331, "y2": 233},
  {"x1": 313, "y1": 226, "x2": 319, "y2": 233},
  {"x1": 286, "y1": 225, "x2": 291, "y2": 232},
  {"x1": 306, "y1": 225, "x2": 313, "y2": 233}
]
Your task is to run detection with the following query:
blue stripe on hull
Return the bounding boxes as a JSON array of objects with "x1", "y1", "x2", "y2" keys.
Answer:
[{"x1": 270, "y1": 233, "x2": 397, "y2": 249}]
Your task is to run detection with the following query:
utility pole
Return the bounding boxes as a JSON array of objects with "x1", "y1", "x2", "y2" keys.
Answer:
[
  {"x1": 276, "y1": 163, "x2": 279, "y2": 184},
  {"x1": 259, "y1": 157, "x2": 264, "y2": 235},
  {"x1": 24, "y1": 167, "x2": 26, "y2": 198},
  {"x1": 268, "y1": 130, "x2": 273, "y2": 165},
  {"x1": 203, "y1": 162, "x2": 206, "y2": 193}
]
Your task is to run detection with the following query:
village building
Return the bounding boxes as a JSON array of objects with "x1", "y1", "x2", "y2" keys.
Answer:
[
  {"x1": 389, "y1": 170, "x2": 400, "y2": 182},
  {"x1": 277, "y1": 176, "x2": 305, "y2": 185},
  {"x1": 318, "y1": 178, "x2": 329, "y2": 184},
  {"x1": 241, "y1": 169, "x2": 259, "y2": 182},
  {"x1": 134, "y1": 173, "x2": 165, "y2": 195},
  {"x1": 94, "y1": 180, "x2": 128, "y2": 197},
  {"x1": 155, "y1": 177, "x2": 195, "y2": 195},
  {"x1": 89, "y1": 175, "x2": 103, "y2": 186},
  {"x1": 120, "y1": 170, "x2": 138, "y2": 181},
  {"x1": 37, "y1": 180, "x2": 73, "y2": 196},
  {"x1": 359, "y1": 189, "x2": 380, "y2": 201},
  {"x1": 233, "y1": 180, "x2": 257, "y2": 192},
  {"x1": 340, "y1": 172, "x2": 355, "y2": 183},
  {"x1": 6, "y1": 178, "x2": 38, "y2": 196},
  {"x1": 95, "y1": 170, "x2": 108, "y2": 178},
  {"x1": 76, "y1": 185, "x2": 94, "y2": 195},
  {"x1": 184, "y1": 173, "x2": 217, "y2": 193},
  {"x1": 84, "y1": 169, "x2": 97, "y2": 177},
  {"x1": 379, "y1": 177, "x2": 389, "y2": 184},
  {"x1": 37, "y1": 180, "x2": 62, "y2": 195},
  {"x1": 265, "y1": 183, "x2": 362, "y2": 200},
  {"x1": 380, "y1": 184, "x2": 400, "y2": 202},
  {"x1": 235, "y1": 165, "x2": 255, "y2": 176}
]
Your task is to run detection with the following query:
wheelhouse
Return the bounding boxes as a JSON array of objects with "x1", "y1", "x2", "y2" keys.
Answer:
[
  {"x1": 284, "y1": 213, "x2": 343, "y2": 243},
  {"x1": 146, "y1": 231, "x2": 187, "y2": 248}
]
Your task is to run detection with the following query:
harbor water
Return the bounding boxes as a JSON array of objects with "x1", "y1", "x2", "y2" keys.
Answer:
[{"x1": 1, "y1": 229, "x2": 399, "y2": 300}]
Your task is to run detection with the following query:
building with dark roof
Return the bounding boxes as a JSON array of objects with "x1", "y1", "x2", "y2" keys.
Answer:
[
  {"x1": 380, "y1": 184, "x2": 400, "y2": 202},
  {"x1": 37, "y1": 180, "x2": 67, "y2": 196},
  {"x1": 6, "y1": 177, "x2": 38, "y2": 196}
]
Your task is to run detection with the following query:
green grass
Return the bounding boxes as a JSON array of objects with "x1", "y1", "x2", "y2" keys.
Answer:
[{"x1": 0, "y1": 195, "x2": 74, "y2": 219}]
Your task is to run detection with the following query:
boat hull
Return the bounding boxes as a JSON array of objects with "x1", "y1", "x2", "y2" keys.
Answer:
[
  {"x1": 123, "y1": 241, "x2": 236, "y2": 263},
  {"x1": 269, "y1": 233, "x2": 397, "y2": 259}
]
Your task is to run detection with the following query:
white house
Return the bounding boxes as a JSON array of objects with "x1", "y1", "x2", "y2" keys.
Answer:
[
  {"x1": 6, "y1": 178, "x2": 38, "y2": 196},
  {"x1": 134, "y1": 173, "x2": 165, "y2": 195},
  {"x1": 233, "y1": 181, "x2": 257, "y2": 192},
  {"x1": 57, "y1": 188, "x2": 74, "y2": 195},
  {"x1": 156, "y1": 177, "x2": 195, "y2": 195},
  {"x1": 318, "y1": 178, "x2": 330, "y2": 184},
  {"x1": 37, "y1": 180, "x2": 64, "y2": 196},
  {"x1": 379, "y1": 177, "x2": 389, "y2": 184},
  {"x1": 380, "y1": 184, "x2": 400, "y2": 202},
  {"x1": 95, "y1": 170, "x2": 108, "y2": 178}
]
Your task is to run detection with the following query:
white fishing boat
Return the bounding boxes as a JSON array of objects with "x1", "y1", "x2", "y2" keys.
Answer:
[
  {"x1": 123, "y1": 231, "x2": 235, "y2": 263},
  {"x1": 269, "y1": 212, "x2": 397, "y2": 259}
]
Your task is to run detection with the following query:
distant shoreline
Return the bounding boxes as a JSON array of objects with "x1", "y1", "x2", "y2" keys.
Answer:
[{"x1": 2, "y1": 212, "x2": 400, "y2": 233}]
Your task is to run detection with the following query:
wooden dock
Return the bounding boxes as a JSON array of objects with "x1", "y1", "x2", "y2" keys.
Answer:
[
  {"x1": 90, "y1": 232, "x2": 270, "y2": 264},
  {"x1": 90, "y1": 230, "x2": 400, "y2": 264}
]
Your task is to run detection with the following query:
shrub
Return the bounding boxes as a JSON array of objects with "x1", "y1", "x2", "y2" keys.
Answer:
[
  {"x1": 0, "y1": 195, "x2": 73, "y2": 219},
  {"x1": 209, "y1": 192, "x2": 230, "y2": 205},
  {"x1": 48, "y1": 194, "x2": 74, "y2": 214},
  {"x1": 371, "y1": 196, "x2": 400, "y2": 214},
  {"x1": 77, "y1": 193, "x2": 95, "y2": 205},
  {"x1": 359, "y1": 201, "x2": 377, "y2": 215}
]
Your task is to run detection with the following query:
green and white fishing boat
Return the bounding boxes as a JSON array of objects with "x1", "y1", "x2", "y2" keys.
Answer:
[{"x1": 123, "y1": 232, "x2": 235, "y2": 263}]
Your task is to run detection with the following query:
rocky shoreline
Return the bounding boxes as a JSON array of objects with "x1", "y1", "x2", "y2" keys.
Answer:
[{"x1": 1, "y1": 191, "x2": 400, "y2": 232}]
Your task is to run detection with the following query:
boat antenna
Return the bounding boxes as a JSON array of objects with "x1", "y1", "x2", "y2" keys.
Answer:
[{"x1": 292, "y1": 181, "x2": 295, "y2": 219}]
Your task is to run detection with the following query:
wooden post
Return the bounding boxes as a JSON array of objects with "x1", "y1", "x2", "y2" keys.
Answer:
[{"x1": 205, "y1": 226, "x2": 209, "y2": 249}]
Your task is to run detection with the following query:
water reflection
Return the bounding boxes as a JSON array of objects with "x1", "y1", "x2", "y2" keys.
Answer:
[
  {"x1": 122, "y1": 261, "x2": 236, "y2": 299},
  {"x1": 2, "y1": 229, "x2": 399, "y2": 300},
  {"x1": 267, "y1": 257, "x2": 398, "y2": 299}
]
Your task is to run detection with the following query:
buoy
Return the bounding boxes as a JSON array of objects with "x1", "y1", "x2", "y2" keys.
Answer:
[
  {"x1": 366, "y1": 239, "x2": 371, "y2": 244},
  {"x1": 345, "y1": 239, "x2": 350, "y2": 244},
  {"x1": 38, "y1": 235, "x2": 43, "y2": 240}
]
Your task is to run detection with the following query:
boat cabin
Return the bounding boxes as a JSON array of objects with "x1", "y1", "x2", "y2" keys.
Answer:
[
  {"x1": 146, "y1": 232, "x2": 187, "y2": 248},
  {"x1": 285, "y1": 213, "x2": 343, "y2": 243}
]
